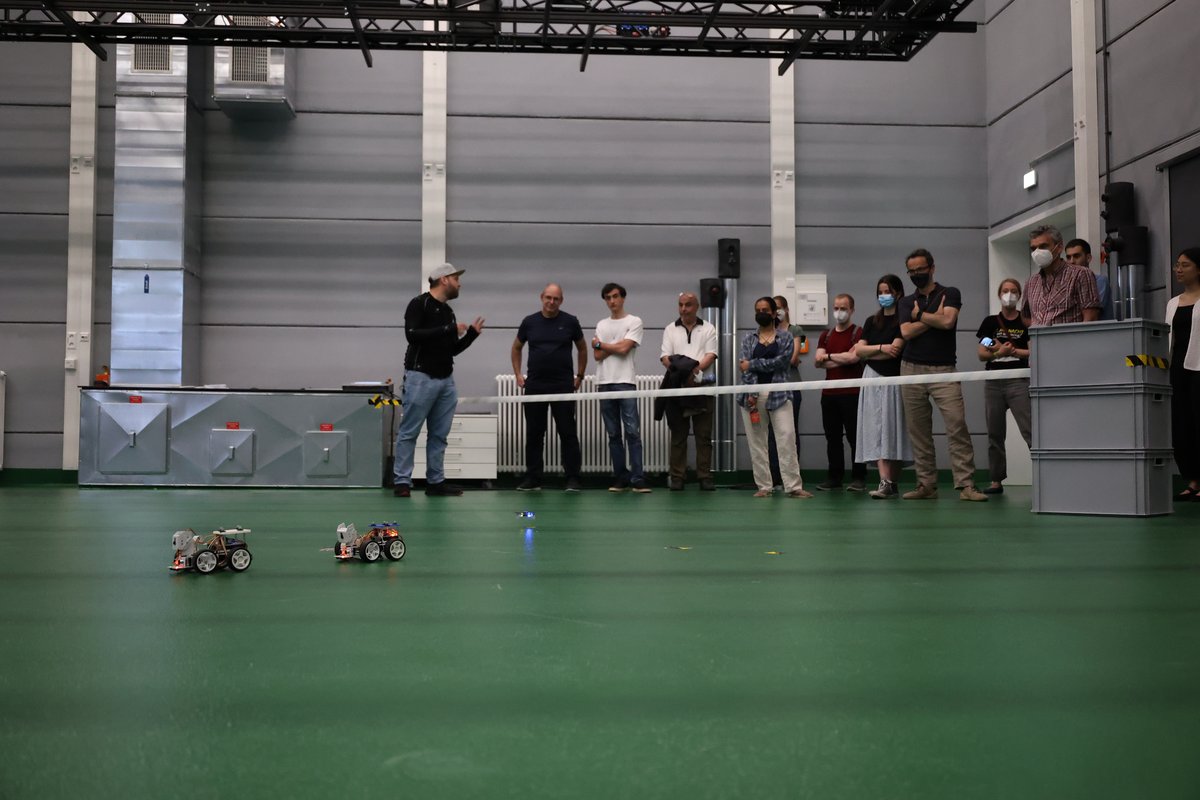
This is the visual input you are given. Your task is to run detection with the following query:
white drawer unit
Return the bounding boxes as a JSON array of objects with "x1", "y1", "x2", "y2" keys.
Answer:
[{"x1": 411, "y1": 414, "x2": 497, "y2": 480}]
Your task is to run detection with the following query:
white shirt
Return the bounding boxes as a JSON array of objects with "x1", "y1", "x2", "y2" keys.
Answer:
[
  {"x1": 1166, "y1": 295, "x2": 1200, "y2": 372},
  {"x1": 660, "y1": 317, "x2": 718, "y2": 383},
  {"x1": 594, "y1": 314, "x2": 644, "y2": 385}
]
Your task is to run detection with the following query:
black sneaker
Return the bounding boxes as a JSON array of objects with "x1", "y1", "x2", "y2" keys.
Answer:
[
  {"x1": 425, "y1": 481, "x2": 463, "y2": 496},
  {"x1": 816, "y1": 480, "x2": 842, "y2": 491},
  {"x1": 565, "y1": 477, "x2": 583, "y2": 493},
  {"x1": 669, "y1": 478, "x2": 684, "y2": 491},
  {"x1": 846, "y1": 479, "x2": 867, "y2": 493},
  {"x1": 392, "y1": 485, "x2": 411, "y2": 498},
  {"x1": 516, "y1": 478, "x2": 542, "y2": 492},
  {"x1": 630, "y1": 480, "x2": 652, "y2": 494},
  {"x1": 608, "y1": 476, "x2": 630, "y2": 493}
]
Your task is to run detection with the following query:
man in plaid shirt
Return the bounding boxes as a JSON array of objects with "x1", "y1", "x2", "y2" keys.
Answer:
[{"x1": 1023, "y1": 225, "x2": 1102, "y2": 326}]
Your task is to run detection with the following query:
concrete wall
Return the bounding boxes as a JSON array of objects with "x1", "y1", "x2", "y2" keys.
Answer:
[
  {"x1": 20, "y1": 1, "x2": 1193, "y2": 475},
  {"x1": 984, "y1": 0, "x2": 1200, "y2": 295}
]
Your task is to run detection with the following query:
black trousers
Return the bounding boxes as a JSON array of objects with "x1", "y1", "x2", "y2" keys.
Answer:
[
  {"x1": 821, "y1": 393, "x2": 866, "y2": 483},
  {"x1": 1172, "y1": 367, "x2": 1200, "y2": 481},
  {"x1": 524, "y1": 399, "x2": 582, "y2": 481}
]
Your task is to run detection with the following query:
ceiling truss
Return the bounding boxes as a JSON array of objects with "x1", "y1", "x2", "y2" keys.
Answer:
[{"x1": 0, "y1": 1, "x2": 977, "y2": 72}]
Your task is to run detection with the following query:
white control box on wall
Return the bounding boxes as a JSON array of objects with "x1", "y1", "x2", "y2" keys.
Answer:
[{"x1": 793, "y1": 273, "x2": 829, "y2": 326}]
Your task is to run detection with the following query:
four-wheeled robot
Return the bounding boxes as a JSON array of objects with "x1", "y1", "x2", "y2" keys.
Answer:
[
  {"x1": 334, "y1": 522, "x2": 406, "y2": 562},
  {"x1": 170, "y1": 527, "x2": 253, "y2": 574}
]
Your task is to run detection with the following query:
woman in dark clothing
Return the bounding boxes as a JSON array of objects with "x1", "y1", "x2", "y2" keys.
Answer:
[{"x1": 1167, "y1": 248, "x2": 1200, "y2": 500}]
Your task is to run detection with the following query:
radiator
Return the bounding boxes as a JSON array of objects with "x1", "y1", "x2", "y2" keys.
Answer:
[{"x1": 495, "y1": 375, "x2": 671, "y2": 474}]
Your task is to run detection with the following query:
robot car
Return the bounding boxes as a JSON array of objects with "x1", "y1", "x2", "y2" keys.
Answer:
[
  {"x1": 170, "y1": 527, "x2": 253, "y2": 574},
  {"x1": 334, "y1": 522, "x2": 406, "y2": 563}
]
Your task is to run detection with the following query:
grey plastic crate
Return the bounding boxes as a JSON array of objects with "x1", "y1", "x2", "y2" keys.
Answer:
[
  {"x1": 1029, "y1": 319, "x2": 1171, "y2": 389},
  {"x1": 1031, "y1": 449, "x2": 1173, "y2": 516},
  {"x1": 1030, "y1": 384, "x2": 1172, "y2": 451}
]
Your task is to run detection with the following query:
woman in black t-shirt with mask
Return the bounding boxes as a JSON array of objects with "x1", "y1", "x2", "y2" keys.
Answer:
[{"x1": 975, "y1": 277, "x2": 1032, "y2": 495}]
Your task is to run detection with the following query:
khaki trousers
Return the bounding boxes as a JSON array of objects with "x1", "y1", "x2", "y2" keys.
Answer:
[{"x1": 899, "y1": 362, "x2": 977, "y2": 489}]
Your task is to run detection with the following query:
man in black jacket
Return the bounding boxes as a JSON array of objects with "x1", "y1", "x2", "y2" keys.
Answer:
[{"x1": 393, "y1": 263, "x2": 484, "y2": 497}]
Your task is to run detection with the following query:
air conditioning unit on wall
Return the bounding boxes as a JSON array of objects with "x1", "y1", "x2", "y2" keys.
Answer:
[{"x1": 213, "y1": 16, "x2": 295, "y2": 119}]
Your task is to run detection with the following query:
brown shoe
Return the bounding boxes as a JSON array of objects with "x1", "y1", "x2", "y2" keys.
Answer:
[
  {"x1": 959, "y1": 486, "x2": 989, "y2": 502},
  {"x1": 902, "y1": 484, "x2": 938, "y2": 500}
]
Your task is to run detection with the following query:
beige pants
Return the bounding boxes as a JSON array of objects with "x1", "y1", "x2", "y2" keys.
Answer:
[
  {"x1": 899, "y1": 362, "x2": 977, "y2": 489},
  {"x1": 742, "y1": 400, "x2": 803, "y2": 493}
]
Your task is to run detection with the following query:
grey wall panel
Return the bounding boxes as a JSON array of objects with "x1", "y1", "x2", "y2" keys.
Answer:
[
  {"x1": 1103, "y1": 0, "x2": 1176, "y2": 41},
  {"x1": 447, "y1": 117, "x2": 769, "y2": 226},
  {"x1": 200, "y1": 326, "x2": 403, "y2": 389},
  {"x1": 294, "y1": 50, "x2": 423, "y2": 114},
  {"x1": 448, "y1": 53, "x2": 768, "y2": 122},
  {"x1": 0, "y1": 105, "x2": 69, "y2": 215},
  {"x1": 983, "y1": 0, "x2": 1015, "y2": 21},
  {"x1": 0, "y1": 323, "x2": 66, "y2": 433},
  {"x1": 93, "y1": 217, "x2": 114, "y2": 325},
  {"x1": 1, "y1": 433, "x2": 64, "y2": 469},
  {"x1": 0, "y1": 214, "x2": 67, "y2": 322},
  {"x1": 794, "y1": 124, "x2": 988, "y2": 228},
  {"x1": 986, "y1": 73, "x2": 1073, "y2": 226},
  {"x1": 984, "y1": 0, "x2": 1070, "y2": 122},
  {"x1": 795, "y1": 226, "x2": 990, "y2": 306},
  {"x1": 795, "y1": 32, "x2": 986, "y2": 126},
  {"x1": 201, "y1": 218, "x2": 420, "y2": 325},
  {"x1": 95, "y1": 107, "x2": 115, "y2": 217},
  {"x1": 203, "y1": 112, "x2": 422, "y2": 221},
  {"x1": 1105, "y1": 0, "x2": 1200, "y2": 169},
  {"x1": 0, "y1": 43, "x2": 70, "y2": 106},
  {"x1": 1109, "y1": 156, "x2": 1171, "y2": 316},
  {"x1": 445, "y1": 222, "x2": 772, "y2": 327}
]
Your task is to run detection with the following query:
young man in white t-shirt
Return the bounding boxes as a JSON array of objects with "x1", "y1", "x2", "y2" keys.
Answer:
[{"x1": 592, "y1": 282, "x2": 649, "y2": 492}]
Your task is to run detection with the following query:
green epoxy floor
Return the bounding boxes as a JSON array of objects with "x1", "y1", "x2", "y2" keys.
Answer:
[{"x1": 2, "y1": 484, "x2": 1199, "y2": 799}]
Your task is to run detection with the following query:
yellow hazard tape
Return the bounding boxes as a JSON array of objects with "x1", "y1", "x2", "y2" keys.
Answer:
[
  {"x1": 1124, "y1": 354, "x2": 1169, "y2": 369},
  {"x1": 368, "y1": 395, "x2": 401, "y2": 408}
]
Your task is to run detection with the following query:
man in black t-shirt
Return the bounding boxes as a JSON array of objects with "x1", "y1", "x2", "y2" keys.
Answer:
[
  {"x1": 510, "y1": 283, "x2": 588, "y2": 491},
  {"x1": 896, "y1": 248, "x2": 986, "y2": 502},
  {"x1": 974, "y1": 277, "x2": 1032, "y2": 494},
  {"x1": 393, "y1": 263, "x2": 484, "y2": 497}
]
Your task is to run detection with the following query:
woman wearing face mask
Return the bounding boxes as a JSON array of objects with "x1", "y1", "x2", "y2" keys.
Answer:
[
  {"x1": 975, "y1": 278, "x2": 1032, "y2": 494},
  {"x1": 767, "y1": 295, "x2": 805, "y2": 488},
  {"x1": 1167, "y1": 248, "x2": 1200, "y2": 500},
  {"x1": 739, "y1": 296, "x2": 811, "y2": 498},
  {"x1": 853, "y1": 275, "x2": 910, "y2": 498}
]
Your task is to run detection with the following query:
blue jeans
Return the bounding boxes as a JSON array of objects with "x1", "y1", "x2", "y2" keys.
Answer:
[
  {"x1": 393, "y1": 370, "x2": 457, "y2": 486},
  {"x1": 599, "y1": 383, "x2": 643, "y2": 482}
]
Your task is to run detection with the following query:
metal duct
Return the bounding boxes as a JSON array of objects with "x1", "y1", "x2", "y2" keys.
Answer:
[
  {"x1": 213, "y1": 18, "x2": 296, "y2": 120},
  {"x1": 110, "y1": 33, "x2": 204, "y2": 386}
]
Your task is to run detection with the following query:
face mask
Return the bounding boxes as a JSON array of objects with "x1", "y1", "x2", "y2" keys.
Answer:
[
  {"x1": 1001, "y1": 292, "x2": 1019, "y2": 308},
  {"x1": 878, "y1": 294, "x2": 895, "y2": 309},
  {"x1": 775, "y1": 309, "x2": 786, "y2": 322},
  {"x1": 910, "y1": 272, "x2": 931, "y2": 289},
  {"x1": 755, "y1": 311, "x2": 775, "y2": 327},
  {"x1": 833, "y1": 310, "x2": 850, "y2": 324},
  {"x1": 1031, "y1": 247, "x2": 1055, "y2": 269}
]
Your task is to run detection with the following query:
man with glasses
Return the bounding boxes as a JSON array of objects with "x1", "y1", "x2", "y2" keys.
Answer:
[
  {"x1": 896, "y1": 249, "x2": 988, "y2": 502},
  {"x1": 511, "y1": 283, "x2": 588, "y2": 492}
]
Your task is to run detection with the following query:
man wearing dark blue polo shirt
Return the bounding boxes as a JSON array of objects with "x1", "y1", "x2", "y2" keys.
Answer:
[{"x1": 510, "y1": 283, "x2": 588, "y2": 492}]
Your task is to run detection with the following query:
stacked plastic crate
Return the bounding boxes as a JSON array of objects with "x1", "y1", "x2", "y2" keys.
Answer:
[{"x1": 1029, "y1": 320, "x2": 1173, "y2": 516}]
